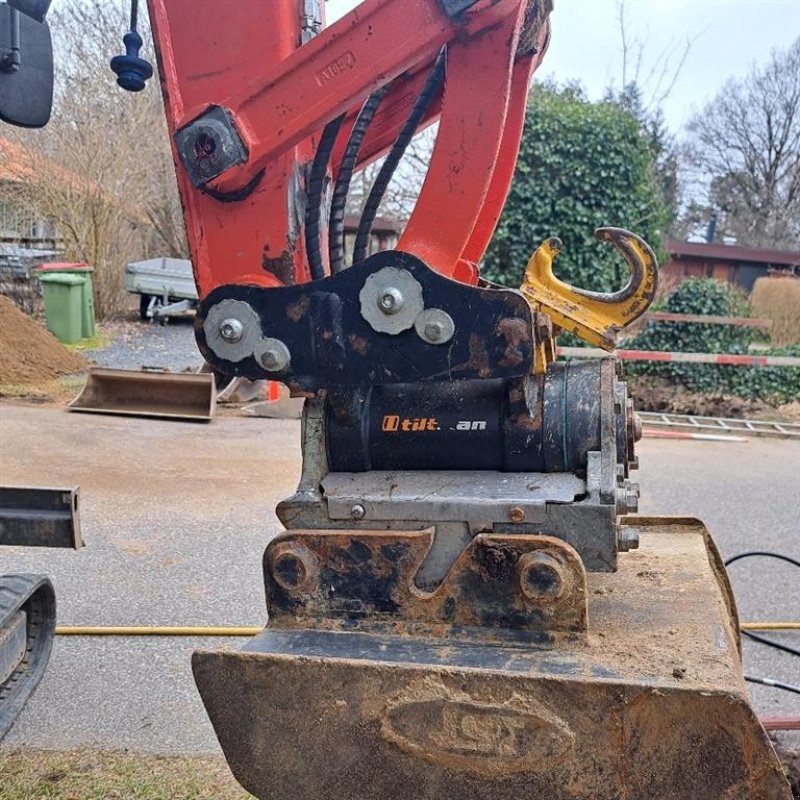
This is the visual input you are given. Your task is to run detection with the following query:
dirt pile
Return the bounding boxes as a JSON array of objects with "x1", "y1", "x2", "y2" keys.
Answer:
[
  {"x1": 0, "y1": 296, "x2": 86, "y2": 384},
  {"x1": 629, "y1": 376, "x2": 779, "y2": 419}
]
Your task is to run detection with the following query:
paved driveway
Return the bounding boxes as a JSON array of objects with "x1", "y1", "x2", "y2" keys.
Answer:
[{"x1": 0, "y1": 404, "x2": 797, "y2": 755}]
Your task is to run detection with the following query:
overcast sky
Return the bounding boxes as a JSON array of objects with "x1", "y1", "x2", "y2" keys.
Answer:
[{"x1": 326, "y1": 0, "x2": 800, "y2": 133}]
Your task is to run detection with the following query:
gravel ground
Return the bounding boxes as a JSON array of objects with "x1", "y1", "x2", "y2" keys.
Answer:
[
  {"x1": 0, "y1": 406, "x2": 797, "y2": 763},
  {"x1": 84, "y1": 315, "x2": 203, "y2": 372}
]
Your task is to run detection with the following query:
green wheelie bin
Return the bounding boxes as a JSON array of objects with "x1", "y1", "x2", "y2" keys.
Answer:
[
  {"x1": 35, "y1": 262, "x2": 95, "y2": 339},
  {"x1": 37, "y1": 272, "x2": 86, "y2": 344}
]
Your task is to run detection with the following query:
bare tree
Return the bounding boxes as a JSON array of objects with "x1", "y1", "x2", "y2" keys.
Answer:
[
  {"x1": 682, "y1": 38, "x2": 800, "y2": 249},
  {"x1": 607, "y1": 1, "x2": 697, "y2": 230},
  {"x1": 615, "y1": 0, "x2": 695, "y2": 112},
  {"x1": 0, "y1": 0, "x2": 187, "y2": 318},
  {"x1": 344, "y1": 126, "x2": 437, "y2": 223}
]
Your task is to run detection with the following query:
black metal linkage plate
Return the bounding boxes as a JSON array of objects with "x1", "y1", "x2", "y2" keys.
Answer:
[
  {"x1": 196, "y1": 251, "x2": 534, "y2": 392},
  {"x1": 0, "y1": 486, "x2": 82, "y2": 549}
]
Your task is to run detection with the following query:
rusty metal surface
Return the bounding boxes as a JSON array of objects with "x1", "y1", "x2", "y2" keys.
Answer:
[
  {"x1": 68, "y1": 368, "x2": 215, "y2": 421},
  {"x1": 194, "y1": 518, "x2": 790, "y2": 800},
  {"x1": 0, "y1": 486, "x2": 82, "y2": 549},
  {"x1": 263, "y1": 531, "x2": 587, "y2": 644}
]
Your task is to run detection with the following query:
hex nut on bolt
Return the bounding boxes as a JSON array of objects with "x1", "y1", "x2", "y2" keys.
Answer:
[
  {"x1": 254, "y1": 338, "x2": 291, "y2": 372},
  {"x1": 618, "y1": 529, "x2": 640, "y2": 552},
  {"x1": 509, "y1": 506, "x2": 526, "y2": 523},
  {"x1": 350, "y1": 504, "x2": 366, "y2": 520}
]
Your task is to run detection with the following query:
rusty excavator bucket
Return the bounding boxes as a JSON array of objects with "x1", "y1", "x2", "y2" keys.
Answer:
[
  {"x1": 193, "y1": 519, "x2": 788, "y2": 800},
  {"x1": 69, "y1": 368, "x2": 215, "y2": 421}
]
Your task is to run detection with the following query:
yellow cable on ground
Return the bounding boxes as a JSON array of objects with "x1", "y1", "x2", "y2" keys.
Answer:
[
  {"x1": 53, "y1": 622, "x2": 799, "y2": 636},
  {"x1": 740, "y1": 622, "x2": 800, "y2": 631},
  {"x1": 55, "y1": 626, "x2": 262, "y2": 636}
]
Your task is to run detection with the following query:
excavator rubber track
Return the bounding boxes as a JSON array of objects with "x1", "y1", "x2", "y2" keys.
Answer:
[{"x1": 0, "y1": 574, "x2": 56, "y2": 740}]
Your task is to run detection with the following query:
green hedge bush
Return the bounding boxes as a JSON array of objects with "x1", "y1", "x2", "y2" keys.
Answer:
[{"x1": 625, "y1": 278, "x2": 799, "y2": 404}]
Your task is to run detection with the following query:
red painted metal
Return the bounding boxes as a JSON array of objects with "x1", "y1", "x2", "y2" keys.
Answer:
[
  {"x1": 148, "y1": 0, "x2": 313, "y2": 294},
  {"x1": 759, "y1": 716, "x2": 800, "y2": 731},
  {"x1": 146, "y1": 0, "x2": 544, "y2": 298},
  {"x1": 397, "y1": 10, "x2": 526, "y2": 279}
]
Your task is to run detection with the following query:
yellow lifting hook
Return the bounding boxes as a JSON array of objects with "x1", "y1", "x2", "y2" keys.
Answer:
[{"x1": 521, "y1": 227, "x2": 659, "y2": 354}]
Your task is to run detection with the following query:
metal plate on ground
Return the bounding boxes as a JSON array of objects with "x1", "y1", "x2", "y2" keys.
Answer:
[
  {"x1": 69, "y1": 368, "x2": 216, "y2": 421},
  {"x1": 0, "y1": 486, "x2": 82, "y2": 548}
]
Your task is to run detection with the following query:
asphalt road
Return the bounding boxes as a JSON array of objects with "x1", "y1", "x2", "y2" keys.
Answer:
[{"x1": 0, "y1": 405, "x2": 798, "y2": 757}]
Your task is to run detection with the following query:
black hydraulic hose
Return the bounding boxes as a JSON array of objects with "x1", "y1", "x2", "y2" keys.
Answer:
[
  {"x1": 305, "y1": 113, "x2": 346, "y2": 281},
  {"x1": 329, "y1": 86, "x2": 392, "y2": 273},
  {"x1": 352, "y1": 48, "x2": 446, "y2": 265},
  {"x1": 723, "y1": 551, "x2": 800, "y2": 570},
  {"x1": 724, "y1": 550, "x2": 800, "y2": 656},
  {"x1": 745, "y1": 675, "x2": 800, "y2": 695},
  {"x1": 744, "y1": 630, "x2": 800, "y2": 659}
]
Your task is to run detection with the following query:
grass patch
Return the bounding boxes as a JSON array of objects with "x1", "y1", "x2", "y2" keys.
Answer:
[
  {"x1": 0, "y1": 750, "x2": 254, "y2": 800},
  {"x1": 751, "y1": 277, "x2": 800, "y2": 347},
  {"x1": 65, "y1": 329, "x2": 111, "y2": 352}
]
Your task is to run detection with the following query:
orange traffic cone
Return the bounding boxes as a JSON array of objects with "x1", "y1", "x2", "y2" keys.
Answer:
[{"x1": 266, "y1": 381, "x2": 281, "y2": 402}]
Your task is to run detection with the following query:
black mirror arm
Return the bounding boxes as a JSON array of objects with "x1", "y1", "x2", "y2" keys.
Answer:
[{"x1": 1, "y1": 7, "x2": 21, "y2": 73}]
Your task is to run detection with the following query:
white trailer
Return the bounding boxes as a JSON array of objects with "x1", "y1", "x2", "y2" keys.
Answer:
[{"x1": 124, "y1": 257, "x2": 198, "y2": 321}]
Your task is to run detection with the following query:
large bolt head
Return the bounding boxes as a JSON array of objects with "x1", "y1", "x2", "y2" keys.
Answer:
[
  {"x1": 203, "y1": 298, "x2": 261, "y2": 363},
  {"x1": 517, "y1": 551, "x2": 567, "y2": 602},
  {"x1": 219, "y1": 318, "x2": 244, "y2": 343},
  {"x1": 360, "y1": 267, "x2": 424, "y2": 335},
  {"x1": 378, "y1": 288, "x2": 404, "y2": 315},
  {"x1": 269, "y1": 542, "x2": 317, "y2": 592},
  {"x1": 618, "y1": 528, "x2": 640, "y2": 552}
]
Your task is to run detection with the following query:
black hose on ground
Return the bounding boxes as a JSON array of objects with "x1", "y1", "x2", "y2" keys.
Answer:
[{"x1": 725, "y1": 550, "x2": 800, "y2": 693}]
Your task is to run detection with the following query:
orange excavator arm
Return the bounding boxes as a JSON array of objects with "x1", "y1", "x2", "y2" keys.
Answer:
[{"x1": 146, "y1": 0, "x2": 550, "y2": 295}]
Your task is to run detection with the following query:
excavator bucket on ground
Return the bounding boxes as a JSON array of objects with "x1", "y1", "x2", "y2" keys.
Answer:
[
  {"x1": 194, "y1": 520, "x2": 788, "y2": 800},
  {"x1": 69, "y1": 368, "x2": 215, "y2": 422}
]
